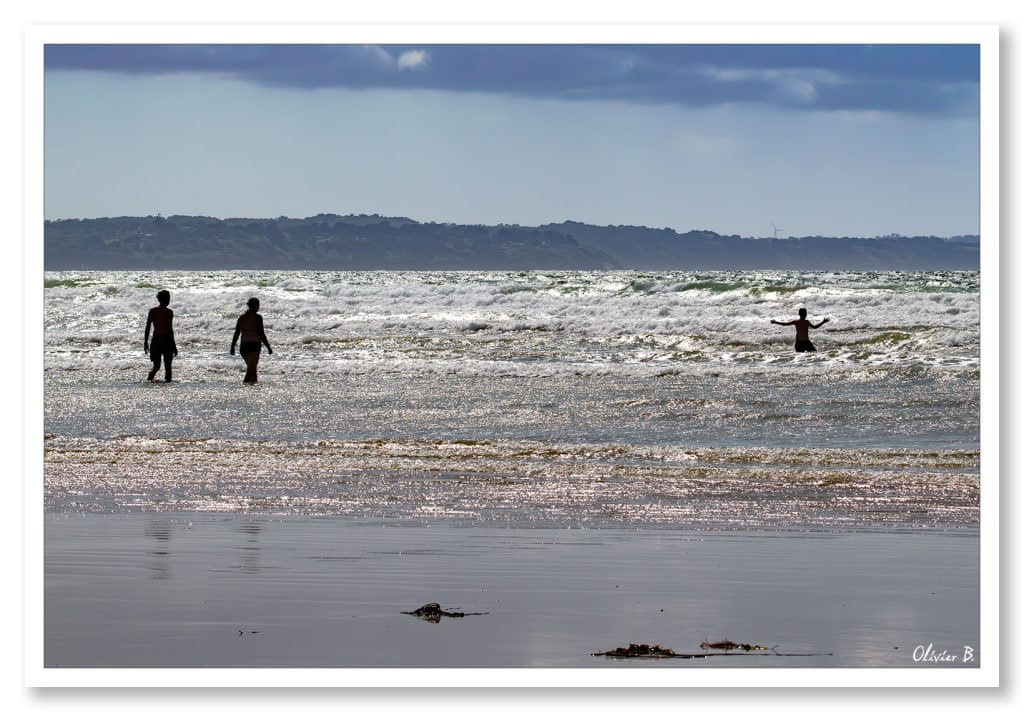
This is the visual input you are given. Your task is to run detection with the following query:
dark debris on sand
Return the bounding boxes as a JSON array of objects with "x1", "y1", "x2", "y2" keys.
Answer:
[
  {"x1": 402, "y1": 602, "x2": 489, "y2": 624},
  {"x1": 593, "y1": 643, "x2": 683, "y2": 658},
  {"x1": 594, "y1": 640, "x2": 831, "y2": 659},
  {"x1": 700, "y1": 639, "x2": 776, "y2": 652}
]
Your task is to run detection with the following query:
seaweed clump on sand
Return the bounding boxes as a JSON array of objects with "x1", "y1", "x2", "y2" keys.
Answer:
[
  {"x1": 594, "y1": 639, "x2": 831, "y2": 659},
  {"x1": 593, "y1": 643, "x2": 682, "y2": 658},
  {"x1": 402, "y1": 602, "x2": 489, "y2": 624},
  {"x1": 700, "y1": 639, "x2": 776, "y2": 652}
]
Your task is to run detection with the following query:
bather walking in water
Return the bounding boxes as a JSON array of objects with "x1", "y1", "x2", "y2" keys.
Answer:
[
  {"x1": 144, "y1": 289, "x2": 178, "y2": 381},
  {"x1": 230, "y1": 297, "x2": 273, "y2": 383},
  {"x1": 770, "y1": 308, "x2": 829, "y2": 352}
]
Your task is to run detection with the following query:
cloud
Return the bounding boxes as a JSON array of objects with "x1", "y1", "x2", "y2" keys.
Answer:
[
  {"x1": 44, "y1": 44, "x2": 979, "y2": 117},
  {"x1": 397, "y1": 49, "x2": 429, "y2": 71},
  {"x1": 358, "y1": 44, "x2": 397, "y2": 69}
]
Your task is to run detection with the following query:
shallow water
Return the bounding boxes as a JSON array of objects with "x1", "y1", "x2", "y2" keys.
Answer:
[
  {"x1": 43, "y1": 270, "x2": 980, "y2": 531},
  {"x1": 44, "y1": 432, "x2": 978, "y2": 530}
]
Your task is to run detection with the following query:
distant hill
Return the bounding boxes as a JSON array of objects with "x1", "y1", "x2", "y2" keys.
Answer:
[
  {"x1": 43, "y1": 214, "x2": 980, "y2": 271},
  {"x1": 546, "y1": 221, "x2": 980, "y2": 270}
]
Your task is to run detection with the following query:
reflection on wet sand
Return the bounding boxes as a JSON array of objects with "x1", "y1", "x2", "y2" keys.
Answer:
[
  {"x1": 144, "y1": 518, "x2": 172, "y2": 580},
  {"x1": 235, "y1": 520, "x2": 263, "y2": 575}
]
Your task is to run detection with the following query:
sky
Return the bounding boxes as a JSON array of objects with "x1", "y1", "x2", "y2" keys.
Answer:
[{"x1": 43, "y1": 43, "x2": 980, "y2": 237}]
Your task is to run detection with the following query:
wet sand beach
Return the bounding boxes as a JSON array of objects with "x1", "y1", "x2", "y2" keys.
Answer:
[{"x1": 44, "y1": 513, "x2": 979, "y2": 669}]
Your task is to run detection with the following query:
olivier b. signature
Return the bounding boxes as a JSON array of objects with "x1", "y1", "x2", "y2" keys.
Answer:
[{"x1": 911, "y1": 643, "x2": 976, "y2": 664}]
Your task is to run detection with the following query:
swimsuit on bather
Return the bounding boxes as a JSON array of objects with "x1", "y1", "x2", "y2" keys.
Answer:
[
  {"x1": 795, "y1": 340, "x2": 816, "y2": 353},
  {"x1": 149, "y1": 334, "x2": 176, "y2": 363}
]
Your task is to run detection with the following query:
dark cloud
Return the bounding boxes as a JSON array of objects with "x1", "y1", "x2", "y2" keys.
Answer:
[{"x1": 44, "y1": 44, "x2": 979, "y2": 117}]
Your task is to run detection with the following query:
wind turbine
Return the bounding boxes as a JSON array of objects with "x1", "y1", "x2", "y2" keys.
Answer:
[{"x1": 771, "y1": 221, "x2": 785, "y2": 238}]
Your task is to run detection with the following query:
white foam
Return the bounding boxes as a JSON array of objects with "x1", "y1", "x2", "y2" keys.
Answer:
[{"x1": 44, "y1": 270, "x2": 979, "y2": 379}]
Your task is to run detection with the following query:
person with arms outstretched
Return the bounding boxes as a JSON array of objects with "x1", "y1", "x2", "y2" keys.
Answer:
[
  {"x1": 230, "y1": 297, "x2": 273, "y2": 383},
  {"x1": 144, "y1": 289, "x2": 178, "y2": 381},
  {"x1": 770, "y1": 307, "x2": 829, "y2": 352}
]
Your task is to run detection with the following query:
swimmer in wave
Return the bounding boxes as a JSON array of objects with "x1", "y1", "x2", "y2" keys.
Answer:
[{"x1": 770, "y1": 308, "x2": 829, "y2": 352}]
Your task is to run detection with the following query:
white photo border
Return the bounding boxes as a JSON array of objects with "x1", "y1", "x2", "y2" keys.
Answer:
[{"x1": 24, "y1": 22, "x2": 1000, "y2": 689}]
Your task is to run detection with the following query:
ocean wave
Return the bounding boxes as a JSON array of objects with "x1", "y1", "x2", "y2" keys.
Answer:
[{"x1": 43, "y1": 270, "x2": 980, "y2": 380}]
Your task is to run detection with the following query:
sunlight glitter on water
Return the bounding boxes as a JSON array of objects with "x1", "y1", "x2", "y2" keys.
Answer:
[
  {"x1": 43, "y1": 270, "x2": 980, "y2": 531},
  {"x1": 44, "y1": 435, "x2": 978, "y2": 530}
]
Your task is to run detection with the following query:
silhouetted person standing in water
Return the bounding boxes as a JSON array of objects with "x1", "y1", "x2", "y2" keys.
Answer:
[
  {"x1": 230, "y1": 297, "x2": 273, "y2": 383},
  {"x1": 771, "y1": 308, "x2": 829, "y2": 352},
  {"x1": 144, "y1": 290, "x2": 178, "y2": 381}
]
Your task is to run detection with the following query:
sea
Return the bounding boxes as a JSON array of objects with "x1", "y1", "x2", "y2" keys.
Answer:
[{"x1": 43, "y1": 269, "x2": 980, "y2": 532}]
